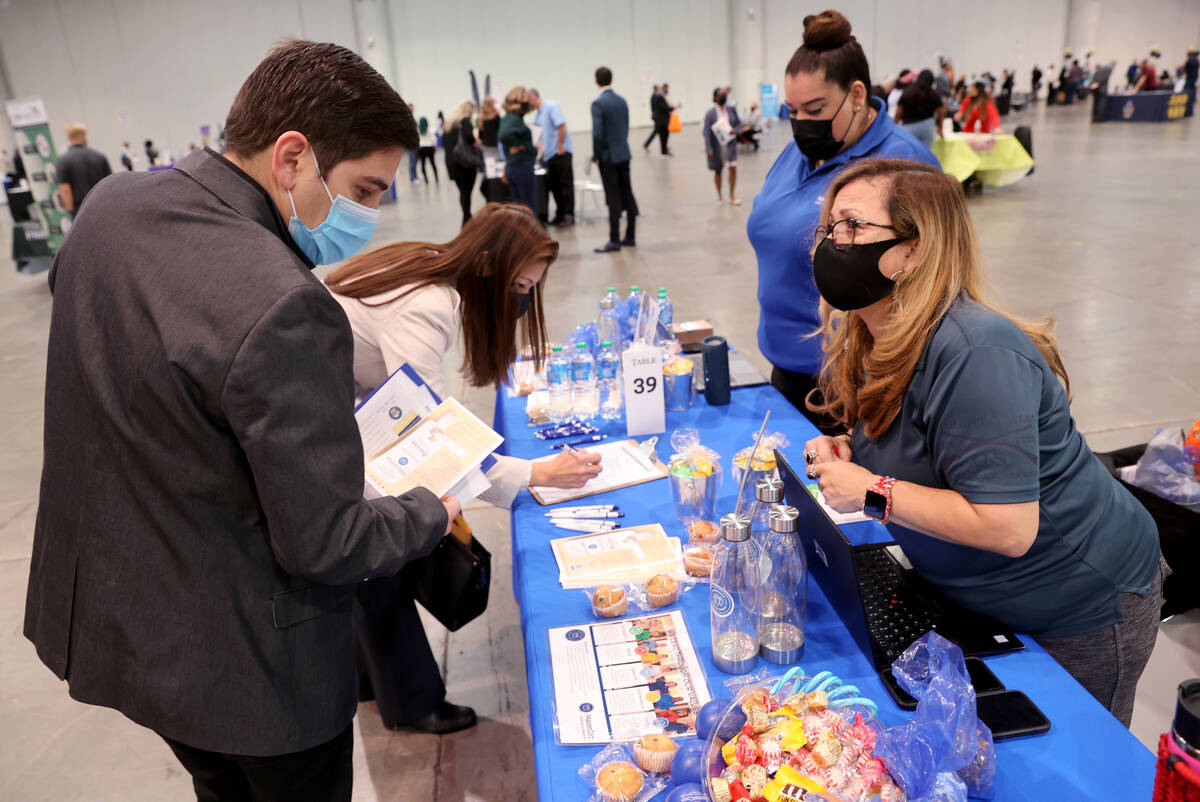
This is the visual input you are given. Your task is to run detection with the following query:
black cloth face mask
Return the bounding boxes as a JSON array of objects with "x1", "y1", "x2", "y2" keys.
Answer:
[
  {"x1": 812, "y1": 235, "x2": 908, "y2": 311},
  {"x1": 790, "y1": 89, "x2": 856, "y2": 166},
  {"x1": 482, "y1": 276, "x2": 531, "y2": 320}
]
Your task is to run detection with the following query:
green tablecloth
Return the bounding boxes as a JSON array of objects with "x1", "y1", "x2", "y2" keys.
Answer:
[{"x1": 932, "y1": 133, "x2": 1034, "y2": 186}]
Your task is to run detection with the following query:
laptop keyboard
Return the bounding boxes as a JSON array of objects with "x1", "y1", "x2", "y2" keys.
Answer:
[{"x1": 854, "y1": 548, "x2": 937, "y2": 663}]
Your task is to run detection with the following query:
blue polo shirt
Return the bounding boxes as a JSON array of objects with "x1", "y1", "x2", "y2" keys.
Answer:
[
  {"x1": 534, "y1": 99, "x2": 573, "y2": 156},
  {"x1": 851, "y1": 295, "x2": 1160, "y2": 638},
  {"x1": 747, "y1": 96, "x2": 939, "y2": 375}
]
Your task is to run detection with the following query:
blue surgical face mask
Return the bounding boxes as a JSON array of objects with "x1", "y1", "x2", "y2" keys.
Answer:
[{"x1": 287, "y1": 150, "x2": 380, "y2": 265}]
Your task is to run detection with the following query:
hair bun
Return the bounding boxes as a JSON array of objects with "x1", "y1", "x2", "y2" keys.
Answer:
[{"x1": 803, "y1": 9, "x2": 853, "y2": 51}]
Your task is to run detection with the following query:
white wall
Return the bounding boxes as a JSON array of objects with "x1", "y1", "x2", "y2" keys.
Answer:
[
  {"x1": 0, "y1": 0, "x2": 357, "y2": 167},
  {"x1": 763, "y1": 0, "x2": 1069, "y2": 98},
  {"x1": 3, "y1": 0, "x2": 1198, "y2": 171},
  {"x1": 384, "y1": 0, "x2": 731, "y2": 136}
]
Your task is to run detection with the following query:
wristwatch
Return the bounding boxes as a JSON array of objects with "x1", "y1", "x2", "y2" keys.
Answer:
[{"x1": 862, "y1": 476, "x2": 898, "y2": 524}]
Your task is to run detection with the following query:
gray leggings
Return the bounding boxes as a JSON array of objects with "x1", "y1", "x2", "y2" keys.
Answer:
[{"x1": 1034, "y1": 557, "x2": 1167, "y2": 727}]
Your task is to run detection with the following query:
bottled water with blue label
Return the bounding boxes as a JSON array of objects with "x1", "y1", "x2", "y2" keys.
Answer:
[
  {"x1": 597, "y1": 340, "x2": 622, "y2": 420},
  {"x1": 598, "y1": 286, "x2": 620, "y2": 346},
  {"x1": 571, "y1": 342, "x2": 598, "y2": 422},
  {"x1": 657, "y1": 287, "x2": 674, "y2": 329},
  {"x1": 546, "y1": 345, "x2": 572, "y2": 423}
]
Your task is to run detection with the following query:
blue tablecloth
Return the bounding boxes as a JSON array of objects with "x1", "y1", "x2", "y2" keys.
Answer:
[{"x1": 495, "y1": 383, "x2": 1156, "y2": 801}]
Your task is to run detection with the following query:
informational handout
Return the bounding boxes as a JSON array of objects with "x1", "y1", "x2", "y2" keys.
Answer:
[
  {"x1": 355, "y1": 365, "x2": 440, "y2": 460},
  {"x1": 365, "y1": 398, "x2": 503, "y2": 499},
  {"x1": 550, "y1": 524, "x2": 683, "y2": 588},
  {"x1": 529, "y1": 439, "x2": 666, "y2": 505},
  {"x1": 547, "y1": 610, "x2": 711, "y2": 744}
]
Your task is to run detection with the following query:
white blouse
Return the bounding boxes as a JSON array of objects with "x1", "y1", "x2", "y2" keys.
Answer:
[{"x1": 331, "y1": 283, "x2": 532, "y2": 508}]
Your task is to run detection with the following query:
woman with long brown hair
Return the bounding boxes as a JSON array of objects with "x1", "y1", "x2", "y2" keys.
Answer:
[
  {"x1": 326, "y1": 203, "x2": 601, "y2": 734},
  {"x1": 803, "y1": 158, "x2": 1162, "y2": 728}
]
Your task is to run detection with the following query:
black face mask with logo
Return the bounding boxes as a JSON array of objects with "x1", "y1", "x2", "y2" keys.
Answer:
[
  {"x1": 811, "y1": 236, "x2": 908, "y2": 311},
  {"x1": 790, "y1": 89, "x2": 857, "y2": 166}
]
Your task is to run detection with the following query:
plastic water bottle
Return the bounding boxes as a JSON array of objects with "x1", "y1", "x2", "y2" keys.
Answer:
[
  {"x1": 598, "y1": 286, "x2": 620, "y2": 346},
  {"x1": 758, "y1": 505, "x2": 806, "y2": 665},
  {"x1": 597, "y1": 341, "x2": 623, "y2": 420},
  {"x1": 657, "y1": 287, "x2": 674, "y2": 329},
  {"x1": 546, "y1": 345, "x2": 572, "y2": 423},
  {"x1": 626, "y1": 285, "x2": 646, "y2": 337},
  {"x1": 748, "y1": 477, "x2": 783, "y2": 544},
  {"x1": 571, "y1": 342, "x2": 598, "y2": 421},
  {"x1": 711, "y1": 512, "x2": 761, "y2": 675}
]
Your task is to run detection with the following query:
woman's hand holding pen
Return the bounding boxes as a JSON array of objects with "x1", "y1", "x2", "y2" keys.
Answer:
[{"x1": 531, "y1": 448, "x2": 602, "y2": 489}]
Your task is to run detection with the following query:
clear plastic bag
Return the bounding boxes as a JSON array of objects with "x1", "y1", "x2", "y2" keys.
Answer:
[
  {"x1": 668, "y1": 428, "x2": 723, "y2": 526},
  {"x1": 578, "y1": 740, "x2": 669, "y2": 802},
  {"x1": 732, "y1": 431, "x2": 791, "y2": 511},
  {"x1": 875, "y1": 632, "x2": 996, "y2": 802},
  {"x1": 583, "y1": 574, "x2": 698, "y2": 620},
  {"x1": 1132, "y1": 426, "x2": 1200, "y2": 511},
  {"x1": 701, "y1": 665, "x2": 901, "y2": 802}
]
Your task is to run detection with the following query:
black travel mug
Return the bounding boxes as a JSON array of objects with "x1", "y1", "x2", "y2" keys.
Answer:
[{"x1": 702, "y1": 335, "x2": 730, "y2": 406}]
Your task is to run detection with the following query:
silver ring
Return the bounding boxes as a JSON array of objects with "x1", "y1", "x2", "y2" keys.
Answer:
[
  {"x1": 806, "y1": 465, "x2": 817, "y2": 480},
  {"x1": 804, "y1": 449, "x2": 818, "y2": 464}
]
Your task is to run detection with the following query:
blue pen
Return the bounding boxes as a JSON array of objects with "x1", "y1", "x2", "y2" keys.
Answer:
[{"x1": 553, "y1": 434, "x2": 607, "y2": 450}]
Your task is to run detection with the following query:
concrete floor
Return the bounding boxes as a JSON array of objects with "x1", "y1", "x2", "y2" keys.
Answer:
[{"x1": 1, "y1": 100, "x2": 1198, "y2": 799}]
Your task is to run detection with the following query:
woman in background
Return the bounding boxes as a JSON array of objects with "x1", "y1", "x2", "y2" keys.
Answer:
[
  {"x1": 443, "y1": 99, "x2": 480, "y2": 226},
  {"x1": 498, "y1": 87, "x2": 536, "y2": 210},
  {"x1": 703, "y1": 86, "x2": 742, "y2": 205},
  {"x1": 956, "y1": 81, "x2": 1002, "y2": 133}
]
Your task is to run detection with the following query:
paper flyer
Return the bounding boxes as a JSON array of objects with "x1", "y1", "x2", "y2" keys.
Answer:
[
  {"x1": 550, "y1": 524, "x2": 683, "y2": 588},
  {"x1": 547, "y1": 610, "x2": 711, "y2": 744},
  {"x1": 364, "y1": 397, "x2": 503, "y2": 499}
]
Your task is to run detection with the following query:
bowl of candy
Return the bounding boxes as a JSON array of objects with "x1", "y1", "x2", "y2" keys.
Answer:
[{"x1": 701, "y1": 668, "x2": 901, "y2": 802}]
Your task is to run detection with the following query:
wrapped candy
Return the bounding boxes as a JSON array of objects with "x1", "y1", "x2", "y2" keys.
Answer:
[
  {"x1": 741, "y1": 764, "x2": 769, "y2": 798},
  {"x1": 810, "y1": 729, "x2": 843, "y2": 768},
  {"x1": 734, "y1": 735, "x2": 759, "y2": 767},
  {"x1": 760, "y1": 739, "x2": 783, "y2": 774},
  {"x1": 667, "y1": 428, "x2": 723, "y2": 527}
]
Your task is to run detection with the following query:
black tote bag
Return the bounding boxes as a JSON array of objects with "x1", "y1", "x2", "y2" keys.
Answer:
[{"x1": 401, "y1": 526, "x2": 491, "y2": 632}]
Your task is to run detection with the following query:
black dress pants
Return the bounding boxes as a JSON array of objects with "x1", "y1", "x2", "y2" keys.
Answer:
[
  {"x1": 452, "y1": 168, "x2": 476, "y2": 225},
  {"x1": 655, "y1": 122, "x2": 671, "y2": 154},
  {"x1": 162, "y1": 724, "x2": 353, "y2": 802},
  {"x1": 354, "y1": 573, "x2": 446, "y2": 724},
  {"x1": 544, "y1": 153, "x2": 575, "y2": 219},
  {"x1": 597, "y1": 160, "x2": 638, "y2": 243}
]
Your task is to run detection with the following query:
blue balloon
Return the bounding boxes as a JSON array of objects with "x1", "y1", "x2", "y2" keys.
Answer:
[
  {"x1": 695, "y1": 697, "x2": 730, "y2": 741},
  {"x1": 670, "y1": 739, "x2": 706, "y2": 786},
  {"x1": 666, "y1": 782, "x2": 708, "y2": 802}
]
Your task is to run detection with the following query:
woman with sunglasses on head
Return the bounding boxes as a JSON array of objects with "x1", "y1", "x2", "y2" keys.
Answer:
[
  {"x1": 803, "y1": 159, "x2": 1163, "y2": 728},
  {"x1": 324, "y1": 203, "x2": 602, "y2": 734},
  {"x1": 747, "y1": 9, "x2": 938, "y2": 433}
]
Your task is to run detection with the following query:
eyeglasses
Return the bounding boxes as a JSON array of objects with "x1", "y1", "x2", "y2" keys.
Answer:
[{"x1": 814, "y1": 218, "x2": 899, "y2": 251}]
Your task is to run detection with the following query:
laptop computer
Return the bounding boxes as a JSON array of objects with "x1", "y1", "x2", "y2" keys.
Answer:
[{"x1": 775, "y1": 449, "x2": 1024, "y2": 670}]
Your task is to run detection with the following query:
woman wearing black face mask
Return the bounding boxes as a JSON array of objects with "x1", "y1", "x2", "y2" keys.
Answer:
[
  {"x1": 325, "y1": 203, "x2": 601, "y2": 735},
  {"x1": 703, "y1": 87, "x2": 743, "y2": 204},
  {"x1": 804, "y1": 159, "x2": 1164, "y2": 729},
  {"x1": 746, "y1": 9, "x2": 938, "y2": 433}
]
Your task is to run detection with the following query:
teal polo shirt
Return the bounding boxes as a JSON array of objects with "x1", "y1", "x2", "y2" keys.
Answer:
[{"x1": 852, "y1": 295, "x2": 1160, "y2": 638}]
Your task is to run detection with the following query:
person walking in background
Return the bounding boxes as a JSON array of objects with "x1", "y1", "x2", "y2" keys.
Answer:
[
  {"x1": 645, "y1": 83, "x2": 673, "y2": 155},
  {"x1": 528, "y1": 88, "x2": 574, "y2": 226},
  {"x1": 1185, "y1": 48, "x2": 1198, "y2": 92},
  {"x1": 956, "y1": 81, "x2": 1002, "y2": 133},
  {"x1": 119, "y1": 141, "x2": 134, "y2": 171},
  {"x1": 1031, "y1": 64, "x2": 1043, "y2": 99},
  {"x1": 416, "y1": 116, "x2": 439, "y2": 183},
  {"x1": 56, "y1": 123, "x2": 111, "y2": 216},
  {"x1": 895, "y1": 69, "x2": 944, "y2": 148},
  {"x1": 1066, "y1": 60, "x2": 1083, "y2": 104},
  {"x1": 407, "y1": 103, "x2": 420, "y2": 183},
  {"x1": 435, "y1": 110, "x2": 445, "y2": 148},
  {"x1": 643, "y1": 84, "x2": 662, "y2": 151},
  {"x1": 591, "y1": 66, "x2": 638, "y2": 253},
  {"x1": 443, "y1": 99, "x2": 480, "y2": 226},
  {"x1": 143, "y1": 139, "x2": 158, "y2": 167},
  {"x1": 498, "y1": 87, "x2": 536, "y2": 211},
  {"x1": 703, "y1": 86, "x2": 741, "y2": 205}
]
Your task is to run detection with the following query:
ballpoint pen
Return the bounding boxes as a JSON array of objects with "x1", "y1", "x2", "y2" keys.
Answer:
[
  {"x1": 548, "y1": 511, "x2": 624, "y2": 520},
  {"x1": 552, "y1": 434, "x2": 608, "y2": 449}
]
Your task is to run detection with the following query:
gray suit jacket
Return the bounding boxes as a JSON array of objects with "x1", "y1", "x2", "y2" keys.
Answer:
[
  {"x1": 591, "y1": 88, "x2": 632, "y2": 164},
  {"x1": 24, "y1": 148, "x2": 448, "y2": 756}
]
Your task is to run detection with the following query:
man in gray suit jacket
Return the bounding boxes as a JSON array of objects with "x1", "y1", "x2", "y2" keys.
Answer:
[
  {"x1": 591, "y1": 66, "x2": 639, "y2": 252},
  {"x1": 23, "y1": 40, "x2": 458, "y2": 801}
]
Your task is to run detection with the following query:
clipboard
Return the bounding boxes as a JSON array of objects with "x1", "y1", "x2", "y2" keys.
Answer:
[{"x1": 529, "y1": 438, "x2": 668, "y2": 505}]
